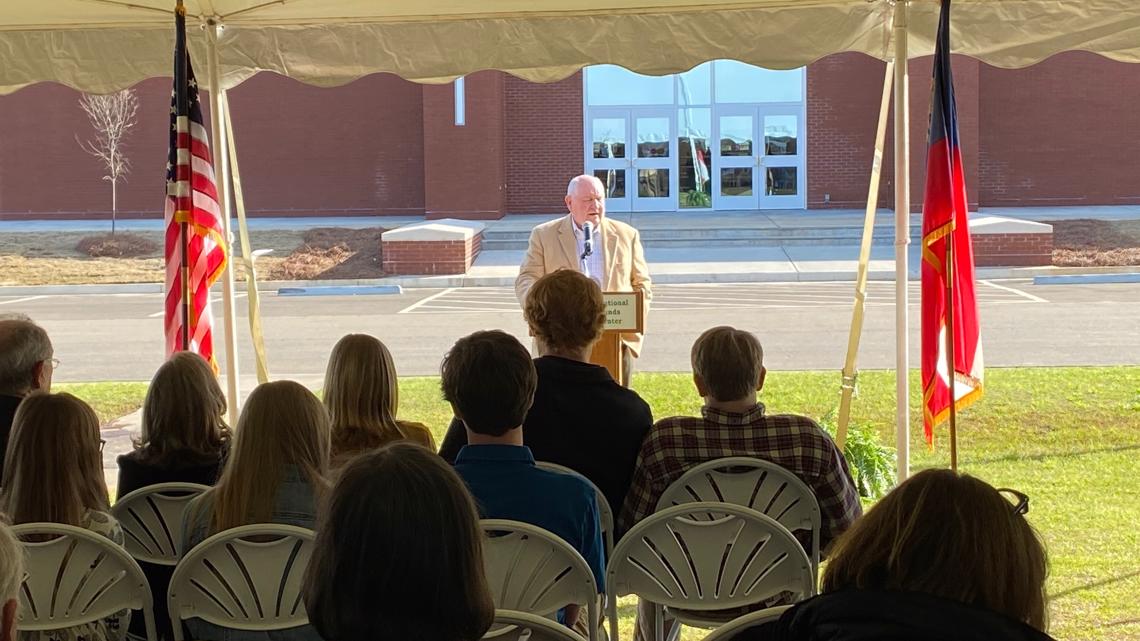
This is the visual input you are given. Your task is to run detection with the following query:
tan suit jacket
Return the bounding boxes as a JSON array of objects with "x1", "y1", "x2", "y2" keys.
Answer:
[{"x1": 515, "y1": 215, "x2": 652, "y2": 357}]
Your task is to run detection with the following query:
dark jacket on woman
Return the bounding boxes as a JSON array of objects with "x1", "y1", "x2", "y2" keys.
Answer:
[
  {"x1": 746, "y1": 590, "x2": 1057, "y2": 641},
  {"x1": 439, "y1": 355, "x2": 653, "y2": 516},
  {"x1": 116, "y1": 449, "x2": 226, "y2": 500}
]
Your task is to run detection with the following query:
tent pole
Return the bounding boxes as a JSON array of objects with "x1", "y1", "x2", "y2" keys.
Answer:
[
  {"x1": 221, "y1": 91, "x2": 271, "y2": 384},
  {"x1": 893, "y1": 0, "x2": 911, "y2": 482},
  {"x1": 206, "y1": 20, "x2": 241, "y2": 426},
  {"x1": 835, "y1": 59, "x2": 894, "y2": 450}
]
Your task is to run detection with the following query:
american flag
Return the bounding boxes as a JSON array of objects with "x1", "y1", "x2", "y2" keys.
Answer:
[{"x1": 164, "y1": 4, "x2": 226, "y2": 367}]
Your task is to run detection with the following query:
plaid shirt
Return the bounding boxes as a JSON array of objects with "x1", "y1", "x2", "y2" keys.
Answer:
[{"x1": 618, "y1": 403, "x2": 862, "y2": 551}]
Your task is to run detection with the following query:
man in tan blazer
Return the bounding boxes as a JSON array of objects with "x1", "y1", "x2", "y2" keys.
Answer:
[{"x1": 516, "y1": 175, "x2": 652, "y2": 385}]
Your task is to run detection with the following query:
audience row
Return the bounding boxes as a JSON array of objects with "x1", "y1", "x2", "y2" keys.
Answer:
[{"x1": 0, "y1": 270, "x2": 1056, "y2": 641}]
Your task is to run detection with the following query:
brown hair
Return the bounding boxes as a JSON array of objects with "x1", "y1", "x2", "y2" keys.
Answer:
[
  {"x1": 136, "y1": 352, "x2": 230, "y2": 465},
  {"x1": 1, "y1": 392, "x2": 109, "y2": 525},
  {"x1": 305, "y1": 443, "x2": 494, "y2": 641},
  {"x1": 323, "y1": 334, "x2": 434, "y2": 462},
  {"x1": 524, "y1": 269, "x2": 605, "y2": 355},
  {"x1": 441, "y1": 330, "x2": 536, "y2": 437},
  {"x1": 691, "y1": 326, "x2": 764, "y2": 402},
  {"x1": 206, "y1": 380, "x2": 331, "y2": 532},
  {"x1": 822, "y1": 468, "x2": 1049, "y2": 630}
]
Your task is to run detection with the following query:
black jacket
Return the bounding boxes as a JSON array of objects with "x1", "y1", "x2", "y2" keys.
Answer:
[
  {"x1": 439, "y1": 355, "x2": 653, "y2": 514},
  {"x1": 0, "y1": 394, "x2": 22, "y2": 480},
  {"x1": 747, "y1": 590, "x2": 1057, "y2": 641}
]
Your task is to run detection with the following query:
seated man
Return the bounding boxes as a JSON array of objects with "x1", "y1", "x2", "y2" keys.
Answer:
[
  {"x1": 443, "y1": 329, "x2": 604, "y2": 629},
  {"x1": 0, "y1": 314, "x2": 54, "y2": 478},
  {"x1": 440, "y1": 269, "x2": 652, "y2": 518},
  {"x1": 619, "y1": 326, "x2": 863, "y2": 641}
]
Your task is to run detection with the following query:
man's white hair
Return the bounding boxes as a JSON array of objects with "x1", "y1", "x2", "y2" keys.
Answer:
[
  {"x1": 566, "y1": 174, "x2": 604, "y2": 197},
  {"x1": 0, "y1": 521, "x2": 23, "y2": 605},
  {"x1": 0, "y1": 318, "x2": 52, "y2": 395}
]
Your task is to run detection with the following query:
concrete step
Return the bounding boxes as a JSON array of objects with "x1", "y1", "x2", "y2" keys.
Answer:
[
  {"x1": 482, "y1": 225, "x2": 917, "y2": 242},
  {"x1": 480, "y1": 234, "x2": 908, "y2": 251}
]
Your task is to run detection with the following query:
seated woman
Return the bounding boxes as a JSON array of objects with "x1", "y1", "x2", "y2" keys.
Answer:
[
  {"x1": 1, "y1": 392, "x2": 130, "y2": 641},
  {"x1": 116, "y1": 352, "x2": 230, "y2": 640},
  {"x1": 751, "y1": 468, "x2": 1055, "y2": 641},
  {"x1": 323, "y1": 334, "x2": 434, "y2": 467},
  {"x1": 439, "y1": 269, "x2": 653, "y2": 516},
  {"x1": 304, "y1": 442, "x2": 494, "y2": 641},
  {"x1": 181, "y1": 380, "x2": 331, "y2": 641},
  {"x1": 116, "y1": 351, "x2": 230, "y2": 499}
]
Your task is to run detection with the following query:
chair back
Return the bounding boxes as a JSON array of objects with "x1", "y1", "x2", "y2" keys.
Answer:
[
  {"x1": 607, "y1": 503, "x2": 813, "y2": 613},
  {"x1": 700, "y1": 605, "x2": 794, "y2": 641},
  {"x1": 111, "y1": 482, "x2": 210, "y2": 565},
  {"x1": 485, "y1": 609, "x2": 589, "y2": 641},
  {"x1": 480, "y1": 519, "x2": 600, "y2": 641},
  {"x1": 656, "y1": 457, "x2": 822, "y2": 572},
  {"x1": 13, "y1": 522, "x2": 157, "y2": 641},
  {"x1": 167, "y1": 524, "x2": 314, "y2": 641}
]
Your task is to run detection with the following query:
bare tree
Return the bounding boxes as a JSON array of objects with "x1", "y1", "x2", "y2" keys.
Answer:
[{"x1": 77, "y1": 89, "x2": 139, "y2": 235}]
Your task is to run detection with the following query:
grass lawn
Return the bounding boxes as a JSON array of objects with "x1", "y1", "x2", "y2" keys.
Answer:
[
  {"x1": 54, "y1": 381, "x2": 149, "y2": 424},
  {"x1": 61, "y1": 366, "x2": 1139, "y2": 640}
]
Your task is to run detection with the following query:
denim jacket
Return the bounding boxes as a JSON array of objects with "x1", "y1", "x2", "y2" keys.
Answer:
[{"x1": 179, "y1": 465, "x2": 323, "y2": 641}]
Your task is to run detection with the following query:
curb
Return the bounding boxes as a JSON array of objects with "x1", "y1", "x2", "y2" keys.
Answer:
[
  {"x1": 2, "y1": 265, "x2": 1137, "y2": 296},
  {"x1": 1032, "y1": 273, "x2": 1140, "y2": 285}
]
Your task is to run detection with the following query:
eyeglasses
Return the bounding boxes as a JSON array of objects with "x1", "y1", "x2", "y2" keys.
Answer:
[
  {"x1": 997, "y1": 488, "x2": 1030, "y2": 515},
  {"x1": 99, "y1": 438, "x2": 106, "y2": 453},
  {"x1": 48, "y1": 358, "x2": 61, "y2": 369}
]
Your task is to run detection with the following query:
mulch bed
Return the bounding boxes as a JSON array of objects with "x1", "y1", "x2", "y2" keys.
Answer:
[
  {"x1": 263, "y1": 227, "x2": 386, "y2": 280},
  {"x1": 1049, "y1": 219, "x2": 1140, "y2": 266},
  {"x1": 76, "y1": 233, "x2": 160, "y2": 258}
]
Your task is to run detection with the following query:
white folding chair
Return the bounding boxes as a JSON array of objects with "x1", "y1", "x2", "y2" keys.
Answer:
[
  {"x1": 700, "y1": 605, "x2": 793, "y2": 641},
  {"x1": 606, "y1": 503, "x2": 813, "y2": 641},
  {"x1": 112, "y1": 483, "x2": 210, "y2": 565},
  {"x1": 533, "y1": 458, "x2": 615, "y2": 641},
  {"x1": 481, "y1": 519, "x2": 601, "y2": 641},
  {"x1": 656, "y1": 457, "x2": 822, "y2": 578},
  {"x1": 167, "y1": 524, "x2": 314, "y2": 641},
  {"x1": 14, "y1": 522, "x2": 158, "y2": 641},
  {"x1": 485, "y1": 609, "x2": 589, "y2": 641}
]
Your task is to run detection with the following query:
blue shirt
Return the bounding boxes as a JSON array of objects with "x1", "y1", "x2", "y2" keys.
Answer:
[{"x1": 455, "y1": 444, "x2": 605, "y2": 591}]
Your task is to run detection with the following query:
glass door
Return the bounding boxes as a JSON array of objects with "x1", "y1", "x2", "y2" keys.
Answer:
[
  {"x1": 712, "y1": 107, "x2": 759, "y2": 209},
  {"x1": 587, "y1": 109, "x2": 632, "y2": 212},
  {"x1": 631, "y1": 108, "x2": 677, "y2": 211},
  {"x1": 757, "y1": 108, "x2": 805, "y2": 208}
]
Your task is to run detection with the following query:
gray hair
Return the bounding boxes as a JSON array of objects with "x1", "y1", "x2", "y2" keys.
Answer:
[
  {"x1": 0, "y1": 519, "x2": 23, "y2": 605},
  {"x1": 566, "y1": 174, "x2": 604, "y2": 197},
  {"x1": 0, "y1": 318, "x2": 52, "y2": 395}
]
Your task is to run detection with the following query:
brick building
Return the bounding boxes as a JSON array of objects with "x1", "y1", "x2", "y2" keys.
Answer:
[{"x1": 0, "y1": 51, "x2": 1137, "y2": 221}]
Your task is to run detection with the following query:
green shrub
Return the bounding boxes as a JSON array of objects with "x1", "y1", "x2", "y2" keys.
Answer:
[{"x1": 818, "y1": 409, "x2": 896, "y2": 500}]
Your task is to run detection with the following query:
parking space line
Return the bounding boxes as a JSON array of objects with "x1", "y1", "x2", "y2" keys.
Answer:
[
  {"x1": 0, "y1": 295, "x2": 49, "y2": 306},
  {"x1": 979, "y1": 279, "x2": 1048, "y2": 303},
  {"x1": 396, "y1": 288, "x2": 457, "y2": 314}
]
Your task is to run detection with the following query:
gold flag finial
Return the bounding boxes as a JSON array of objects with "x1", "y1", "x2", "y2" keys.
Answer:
[{"x1": 176, "y1": 0, "x2": 186, "y2": 17}]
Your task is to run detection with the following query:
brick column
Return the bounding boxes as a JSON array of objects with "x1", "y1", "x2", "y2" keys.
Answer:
[{"x1": 422, "y1": 71, "x2": 506, "y2": 220}]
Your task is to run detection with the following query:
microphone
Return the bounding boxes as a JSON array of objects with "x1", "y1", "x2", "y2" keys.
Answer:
[{"x1": 582, "y1": 221, "x2": 594, "y2": 259}]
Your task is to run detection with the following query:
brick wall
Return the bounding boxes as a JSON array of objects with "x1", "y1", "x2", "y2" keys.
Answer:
[
  {"x1": 422, "y1": 71, "x2": 506, "y2": 219},
  {"x1": 504, "y1": 72, "x2": 584, "y2": 214},
  {"x1": 381, "y1": 233, "x2": 483, "y2": 275},
  {"x1": 978, "y1": 51, "x2": 1140, "y2": 206},
  {"x1": 971, "y1": 232, "x2": 1053, "y2": 266}
]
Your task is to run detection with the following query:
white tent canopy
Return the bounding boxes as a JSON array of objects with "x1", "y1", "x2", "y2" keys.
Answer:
[{"x1": 2, "y1": 0, "x2": 1140, "y2": 94}]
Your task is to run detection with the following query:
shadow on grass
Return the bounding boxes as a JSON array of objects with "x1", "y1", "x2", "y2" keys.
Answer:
[
  {"x1": 965, "y1": 443, "x2": 1140, "y2": 466},
  {"x1": 1052, "y1": 569, "x2": 1140, "y2": 600}
]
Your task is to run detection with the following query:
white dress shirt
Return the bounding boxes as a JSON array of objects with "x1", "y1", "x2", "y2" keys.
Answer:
[{"x1": 572, "y1": 217, "x2": 605, "y2": 287}]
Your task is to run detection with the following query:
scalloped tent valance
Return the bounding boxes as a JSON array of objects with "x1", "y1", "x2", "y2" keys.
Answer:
[{"x1": 1, "y1": 0, "x2": 1139, "y2": 95}]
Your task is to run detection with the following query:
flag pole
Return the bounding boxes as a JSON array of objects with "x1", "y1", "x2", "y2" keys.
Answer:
[
  {"x1": 176, "y1": 0, "x2": 190, "y2": 352},
  {"x1": 945, "y1": 227, "x2": 959, "y2": 471}
]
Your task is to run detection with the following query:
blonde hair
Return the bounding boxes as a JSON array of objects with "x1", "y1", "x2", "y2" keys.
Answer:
[
  {"x1": 691, "y1": 326, "x2": 764, "y2": 402},
  {"x1": 0, "y1": 520, "x2": 23, "y2": 607},
  {"x1": 1, "y1": 392, "x2": 109, "y2": 525},
  {"x1": 208, "y1": 381, "x2": 331, "y2": 532},
  {"x1": 822, "y1": 468, "x2": 1049, "y2": 630},
  {"x1": 323, "y1": 334, "x2": 433, "y2": 462},
  {"x1": 137, "y1": 352, "x2": 230, "y2": 464},
  {"x1": 524, "y1": 270, "x2": 606, "y2": 354}
]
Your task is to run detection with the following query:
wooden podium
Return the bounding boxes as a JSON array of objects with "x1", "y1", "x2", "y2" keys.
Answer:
[{"x1": 589, "y1": 290, "x2": 645, "y2": 385}]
